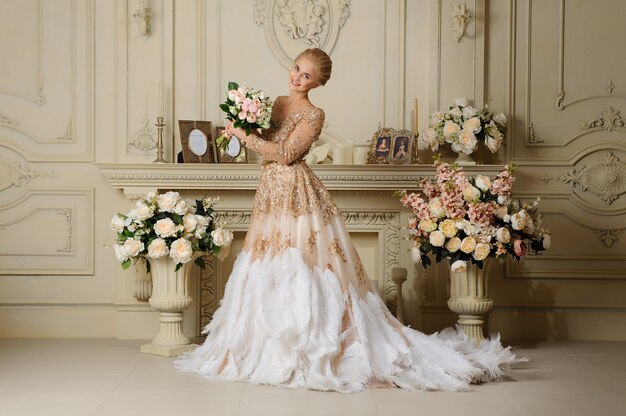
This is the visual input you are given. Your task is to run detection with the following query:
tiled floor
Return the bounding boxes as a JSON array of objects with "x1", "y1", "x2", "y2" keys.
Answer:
[{"x1": 1, "y1": 338, "x2": 625, "y2": 416}]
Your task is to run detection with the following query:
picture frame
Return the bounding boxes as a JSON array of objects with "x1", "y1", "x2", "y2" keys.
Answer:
[
  {"x1": 389, "y1": 130, "x2": 416, "y2": 164},
  {"x1": 215, "y1": 127, "x2": 249, "y2": 163},
  {"x1": 367, "y1": 127, "x2": 395, "y2": 164},
  {"x1": 178, "y1": 120, "x2": 216, "y2": 163}
]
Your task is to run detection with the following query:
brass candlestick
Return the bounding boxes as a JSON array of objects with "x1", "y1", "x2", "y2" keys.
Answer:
[{"x1": 153, "y1": 116, "x2": 166, "y2": 163}]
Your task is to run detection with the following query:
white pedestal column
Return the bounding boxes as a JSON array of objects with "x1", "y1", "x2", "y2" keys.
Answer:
[
  {"x1": 447, "y1": 261, "x2": 493, "y2": 343},
  {"x1": 141, "y1": 256, "x2": 198, "y2": 356}
]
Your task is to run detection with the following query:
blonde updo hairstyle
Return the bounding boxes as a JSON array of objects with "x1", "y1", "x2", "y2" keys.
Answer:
[{"x1": 295, "y1": 48, "x2": 332, "y2": 86}]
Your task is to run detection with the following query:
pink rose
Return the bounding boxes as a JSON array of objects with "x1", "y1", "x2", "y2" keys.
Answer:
[
  {"x1": 238, "y1": 111, "x2": 247, "y2": 120},
  {"x1": 242, "y1": 98, "x2": 253, "y2": 112},
  {"x1": 513, "y1": 239, "x2": 527, "y2": 257},
  {"x1": 246, "y1": 113, "x2": 257, "y2": 123}
]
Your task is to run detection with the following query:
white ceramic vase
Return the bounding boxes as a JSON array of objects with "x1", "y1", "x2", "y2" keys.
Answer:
[
  {"x1": 447, "y1": 261, "x2": 493, "y2": 343},
  {"x1": 140, "y1": 256, "x2": 198, "y2": 357}
]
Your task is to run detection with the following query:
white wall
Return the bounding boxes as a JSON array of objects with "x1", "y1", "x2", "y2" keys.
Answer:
[{"x1": 0, "y1": 0, "x2": 625, "y2": 340}]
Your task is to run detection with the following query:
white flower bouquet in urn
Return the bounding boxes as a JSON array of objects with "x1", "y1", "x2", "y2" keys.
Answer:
[
  {"x1": 421, "y1": 97, "x2": 506, "y2": 164},
  {"x1": 396, "y1": 160, "x2": 550, "y2": 271},
  {"x1": 111, "y1": 191, "x2": 233, "y2": 271}
]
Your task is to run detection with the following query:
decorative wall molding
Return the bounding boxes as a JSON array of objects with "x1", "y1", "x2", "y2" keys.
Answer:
[
  {"x1": 594, "y1": 228, "x2": 624, "y2": 248},
  {"x1": 0, "y1": 208, "x2": 73, "y2": 255},
  {"x1": 558, "y1": 152, "x2": 625, "y2": 205},
  {"x1": 582, "y1": 107, "x2": 625, "y2": 131},
  {"x1": 132, "y1": 0, "x2": 152, "y2": 40},
  {"x1": 56, "y1": 209, "x2": 73, "y2": 253},
  {"x1": 128, "y1": 115, "x2": 156, "y2": 151},
  {"x1": 254, "y1": 0, "x2": 351, "y2": 69},
  {"x1": 527, "y1": 122, "x2": 544, "y2": 144},
  {"x1": 0, "y1": 111, "x2": 20, "y2": 127},
  {"x1": 0, "y1": 155, "x2": 58, "y2": 192},
  {"x1": 451, "y1": 1, "x2": 471, "y2": 43}
]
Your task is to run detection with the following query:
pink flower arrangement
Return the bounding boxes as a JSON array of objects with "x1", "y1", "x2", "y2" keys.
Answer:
[
  {"x1": 396, "y1": 161, "x2": 550, "y2": 269},
  {"x1": 216, "y1": 81, "x2": 273, "y2": 151}
]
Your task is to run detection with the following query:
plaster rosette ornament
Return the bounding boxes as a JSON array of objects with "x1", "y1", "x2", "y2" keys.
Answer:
[
  {"x1": 254, "y1": 0, "x2": 351, "y2": 69},
  {"x1": 559, "y1": 152, "x2": 625, "y2": 205}
]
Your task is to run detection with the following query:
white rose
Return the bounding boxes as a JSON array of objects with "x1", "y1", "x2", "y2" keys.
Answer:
[
  {"x1": 455, "y1": 219, "x2": 467, "y2": 230},
  {"x1": 497, "y1": 195, "x2": 508, "y2": 205},
  {"x1": 493, "y1": 112, "x2": 507, "y2": 126},
  {"x1": 503, "y1": 214, "x2": 511, "y2": 223},
  {"x1": 451, "y1": 260, "x2": 467, "y2": 274},
  {"x1": 439, "y1": 219, "x2": 458, "y2": 238},
  {"x1": 429, "y1": 197, "x2": 446, "y2": 219},
  {"x1": 542, "y1": 233, "x2": 551, "y2": 249},
  {"x1": 460, "y1": 237, "x2": 477, "y2": 254},
  {"x1": 128, "y1": 203, "x2": 153, "y2": 221},
  {"x1": 422, "y1": 128, "x2": 439, "y2": 150},
  {"x1": 474, "y1": 175, "x2": 492, "y2": 192},
  {"x1": 463, "y1": 106, "x2": 478, "y2": 119},
  {"x1": 173, "y1": 200, "x2": 189, "y2": 216},
  {"x1": 428, "y1": 112, "x2": 445, "y2": 127},
  {"x1": 511, "y1": 210, "x2": 528, "y2": 231},
  {"x1": 429, "y1": 230, "x2": 446, "y2": 247},
  {"x1": 462, "y1": 117, "x2": 482, "y2": 134},
  {"x1": 463, "y1": 222, "x2": 480, "y2": 236},
  {"x1": 473, "y1": 243, "x2": 491, "y2": 261},
  {"x1": 411, "y1": 246, "x2": 422, "y2": 263},
  {"x1": 217, "y1": 244, "x2": 231, "y2": 261},
  {"x1": 110, "y1": 215, "x2": 126, "y2": 232},
  {"x1": 170, "y1": 238, "x2": 193, "y2": 264},
  {"x1": 485, "y1": 135, "x2": 501, "y2": 153},
  {"x1": 194, "y1": 215, "x2": 209, "y2": 239},
  {"x1": 449, "y1": 107, "x2": 463, "y2": 118},
  {"x1": 524, "y1": 217, "x2": 535, "y2": 234},
  {"x1": 496, "y1": 227, "x2": 511, "y2": 243},
  {"x1": 114, "y1": 243, "x2": 130, "y2": 262},
  {"x1": 453, "y1": 97, "x2": 469, "y2": 107},
  {"x1": 182, "y1": 213, "x2": 199, "y2": 233},
  {"x1": 418, "y1": 219, "x2": 438, "y2": 233},
  {"x1": 148, "y1": 238, "x2": 169, "y2": 258},
  {"x1": 445, "y1": 237, "x2": 462, "y2": 252},
  {"x1": 211, "y1": 227, "x2": 234, "y2": 247},
  {"x1": 156, "y1": 191, "x2": 180, "y2": 213},
  {"x1": 443, "y1": 120, "x2": 461, "y2": 139},
  {"x1": 123, "y1": 238, "x2": 144, "y2": 258},
  {"x1": 154, "y1": 218, "x2": 179, "y2": 238},
  {"x1": 463, "y1": 186, "x2": 481, "y2": 203},
  {"x1": 454, "y1": 130, "x2": 478, "y2": 155}
]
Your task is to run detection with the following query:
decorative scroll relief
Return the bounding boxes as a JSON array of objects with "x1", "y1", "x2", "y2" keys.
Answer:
[
  {"x1": 0, "y1": 208, "x2": 73, "y2": 255},
  {"x1": 558, "y1": 152, "x2": 625, "y2": 205},
  {"x1": 451, "y1": 1, "x2": 471, "y2": 43},
  {"x1": 0, "y1": 155, "x2": 57, "y2": 192},
  {"x1": 583, "y1": 107, "x2": 625, "y2": 132},
  {"x1": 254, "y1": 0, "x2": 351, "y2": 69},
  {"x1": 594, "y1": 229, "x2": 624, "y2": 248},
  {"x1": 198, "y1": 210, "x2": 400, "y2": 329},
  {"x1": 129, "y1": 115, "x2": 156, "y2": 151}
]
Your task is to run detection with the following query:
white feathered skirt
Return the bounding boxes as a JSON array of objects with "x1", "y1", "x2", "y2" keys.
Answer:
[{"x1": 174, "y1": 210, "x2": 522, "y2": 393}]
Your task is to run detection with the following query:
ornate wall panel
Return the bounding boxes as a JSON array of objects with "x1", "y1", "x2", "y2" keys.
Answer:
[
  {"x1": 0, "y1": 0, "x2": 94, "y2": 162},
  {"x1": 0, "y1": 188, "x2": 94, "y2": 275}
]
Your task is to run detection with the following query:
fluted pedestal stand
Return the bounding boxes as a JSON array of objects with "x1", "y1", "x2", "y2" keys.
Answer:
[
  {"x1": 447, "y1": 261, "x2": 493, "y2": 343},
  {"x1": 141, "y1": 256, "x2": 197, "y2": 356}
]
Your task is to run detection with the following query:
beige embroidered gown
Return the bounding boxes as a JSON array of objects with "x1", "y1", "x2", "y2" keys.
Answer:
[{"x1": 175, "y1": 107, "x2": 519, "y2": 393}]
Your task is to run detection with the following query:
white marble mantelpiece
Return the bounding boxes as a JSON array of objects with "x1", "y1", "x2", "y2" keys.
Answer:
[{"x1": 95, "y1": 163, "x2": 506, "y2": 194}]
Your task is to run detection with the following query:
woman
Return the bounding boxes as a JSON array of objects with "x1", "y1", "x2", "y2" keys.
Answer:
[{"x1": 175, "y1": 48, "x2": 520, "y2": 393}]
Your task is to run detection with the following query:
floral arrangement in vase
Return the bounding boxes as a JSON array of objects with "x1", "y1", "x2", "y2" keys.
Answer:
[
  {"x1": 215, "y1": 81, "x2": 274, "y2": 151},
  {"x1": 421, "y1": 97, "x2": 506, "y2": 164},
  {"x1": 111, "y1": 191, "x2": 233, "y2": 271},
  {"x1": 396, "y1": 160, "x2": 550, "y2": 273}
]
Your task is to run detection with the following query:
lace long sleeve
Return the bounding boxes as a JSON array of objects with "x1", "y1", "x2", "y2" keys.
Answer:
[{"x1": 246, "y1": 108, "x2": 325, "y2": 165}]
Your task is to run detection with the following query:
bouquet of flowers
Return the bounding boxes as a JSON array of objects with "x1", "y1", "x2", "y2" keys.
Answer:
[
  {"x1": 421, "y1": 97, "x2": 506, "y2": 156},
  {"x1": 111, "y1": 191, "x2": 233, "y2": 271},
  {"x1": 396, "y1": 161, "x2": 550, "y2": 273},
  {"x1": 215, "y1": 81, "x2": 274, "y2": 151}
]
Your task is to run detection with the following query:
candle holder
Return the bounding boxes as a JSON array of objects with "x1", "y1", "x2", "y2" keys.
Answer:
[{"x1": 153, "y1": 116, "x2": 167, "y2": 163}]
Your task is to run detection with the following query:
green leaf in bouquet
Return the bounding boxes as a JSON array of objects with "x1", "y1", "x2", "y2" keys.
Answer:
[
  {"x1": 146, "y1": 259, "x2": 151, "y2": 274},
  {"x1": 213, "y1": 245, "x2": 221, "y2": 256},
  {"x1": 422, "y1": 255, "x2": 431, "y2": 268},
  {"x1": 227, "y1": 81, "x2": 239, "y2": 91},
  {"x1": 219, "y1": 103, "x2": 230, "y2": 113},
  {"x1": 175, "y1": 262, "x2": 183, "y2": 272},
  {"x1": 171, "y1": 213, "x2": 183, "y2": 225},
  {"x1": 121, "y1": 259, "x2": 132, "y2": 270},
  {"x1": 194, "y1": 256, "x2": 206, "y2": 269}
]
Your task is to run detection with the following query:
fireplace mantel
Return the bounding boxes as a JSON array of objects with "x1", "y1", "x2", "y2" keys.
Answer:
[{"x1": 95, "y1": 163, "x2": 505, "y2": 193}]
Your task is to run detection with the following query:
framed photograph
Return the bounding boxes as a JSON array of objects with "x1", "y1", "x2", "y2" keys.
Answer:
[
  {"x1": 367, "y1": 127, "x2": 395, "y2": 164},
  {"x1": 389, "y1": 130, "x2": 415, "y2": 164},
  {"x1": 215, "y1": 127, "x2": 249, "y2": 163},
  {"x1": 178, "y1": 120, "x2": 216, "y2": 163}
]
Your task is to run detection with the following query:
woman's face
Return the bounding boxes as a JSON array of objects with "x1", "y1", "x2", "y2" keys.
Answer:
[{"x1": 288, "y1": 57, "x2": 320, "y2": 92}]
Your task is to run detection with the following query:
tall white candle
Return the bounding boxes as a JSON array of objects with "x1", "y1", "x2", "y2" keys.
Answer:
[
  {"x1": 333, "y1": 144, "x2": 346, "y2": 164},
  {"x1": 414, "y1": 98, "x2": 419, "y2": 132},
  {"x1": 353, "y1": 146, "x2": 368, "y2": 165},
  {"x1": 159, "y1": 82, "x2": 164, "y2": 117}
]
